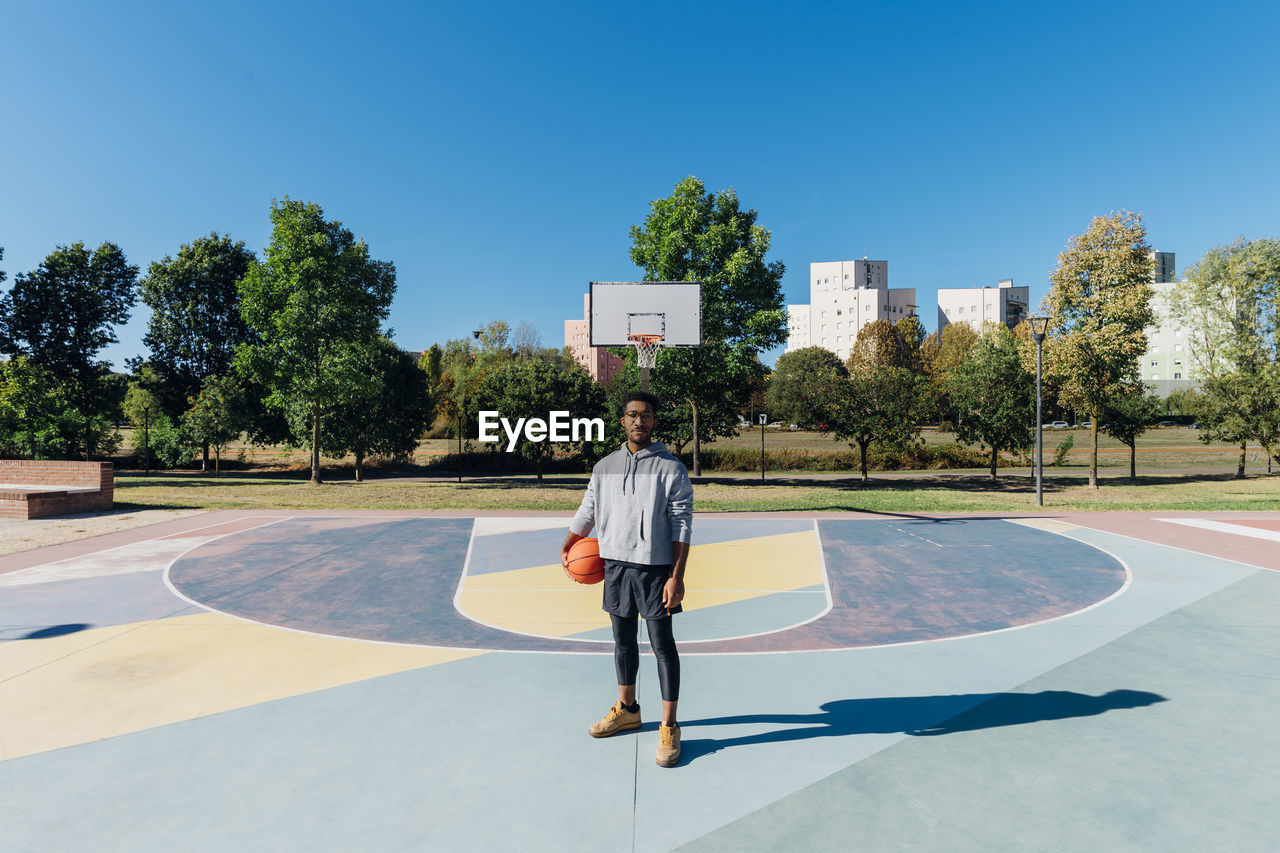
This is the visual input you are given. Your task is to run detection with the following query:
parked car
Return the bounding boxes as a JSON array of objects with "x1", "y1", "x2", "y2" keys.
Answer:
[
  {"x1": 1190, "y1": 422, "x2": 1205, "y2": 429},
  {"x1": 1080, "y1": 420, "x2": 1093, "y2": 428},
  {"x1": 1042, "y1": 421, "x2": 1070, "y2": 429},
  {"x1": 1157, "y1": 420, "x2": 1178, "y2": 427}
]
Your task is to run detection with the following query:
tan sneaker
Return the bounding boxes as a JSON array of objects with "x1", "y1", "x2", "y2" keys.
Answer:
[
  {"x1": 588, "y1": 701, "x2": 642, "y2": 738},
  {"x1": 655, "y1": 722, "x2": 681, "y2": 767}
]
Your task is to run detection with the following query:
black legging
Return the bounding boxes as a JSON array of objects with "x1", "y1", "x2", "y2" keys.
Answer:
[{"x1": 611, "y1": 613, "x2": 680, "y2": 702}]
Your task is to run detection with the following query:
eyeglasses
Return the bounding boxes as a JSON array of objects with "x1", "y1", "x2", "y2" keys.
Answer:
[{"x1": 622, "y1": 412, "x2": 656, "y2": 423}]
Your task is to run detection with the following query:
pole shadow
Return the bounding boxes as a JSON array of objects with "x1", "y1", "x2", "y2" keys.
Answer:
[
  {"x1": 6, "y1": 623, "x2": 93, "y2": 641},
  {"x1": 677, "y1": 689, "x2": 1166, "y2": 764}
]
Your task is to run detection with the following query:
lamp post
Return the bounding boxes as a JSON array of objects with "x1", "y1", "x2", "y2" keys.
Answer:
[{"x1": 1029, "y1": 316, "x2": 1049, "y2": 507}]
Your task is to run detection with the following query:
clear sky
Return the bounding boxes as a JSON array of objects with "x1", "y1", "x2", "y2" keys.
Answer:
[{"x1": 2, "y1": 0, "x2": 1277, "y2": 370}]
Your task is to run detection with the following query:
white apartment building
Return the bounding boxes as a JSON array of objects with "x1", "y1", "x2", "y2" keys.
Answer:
[
  {"x1": 785, "y1": 259, "x2": 917, "y2": 362},
  {"x1": 1140, "y1": 252, "x2": 1197, "y2": 395},
  {"x1": 937, "y1": 279, "x2": 1029, "y2": 333}
]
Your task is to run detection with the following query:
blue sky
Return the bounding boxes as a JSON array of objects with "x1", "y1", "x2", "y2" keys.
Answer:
[{"x1": 2, "y1": 0, "x2": 1277, "y2": 369}]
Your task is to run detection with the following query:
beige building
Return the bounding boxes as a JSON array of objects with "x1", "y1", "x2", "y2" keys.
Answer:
[
  {"x1": 565, "y1": 293, "x2": 625, "y2": 383},
  {"x1": 786, "y1": 259, "x2": 917, "y2": 362}
]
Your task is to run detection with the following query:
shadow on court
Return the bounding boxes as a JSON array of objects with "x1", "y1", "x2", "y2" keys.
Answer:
[
  {"x1": 676, "y1": 689, "x2": 1166, "y2": 764},
  {"x1": 11, "y1": 623, "x2": 92, "y2": 641}
]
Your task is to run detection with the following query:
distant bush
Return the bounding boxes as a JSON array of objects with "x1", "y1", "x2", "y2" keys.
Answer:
[{"x1": 677, "y1": 443, "x2": 1005, "y2": 473}]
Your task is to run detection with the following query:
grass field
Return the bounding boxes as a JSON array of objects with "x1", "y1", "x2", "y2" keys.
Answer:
[
  {"x1": 113, "y1": 468, "x2": 1280, "y2": 515},
  {"x1": 108, "y1": 425, "x2": 1278, "y2": 515}
]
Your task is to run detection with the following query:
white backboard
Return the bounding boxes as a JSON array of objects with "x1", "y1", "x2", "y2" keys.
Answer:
[{"x1": 589, "y1": 281, "x2": 702, "y2": 347}]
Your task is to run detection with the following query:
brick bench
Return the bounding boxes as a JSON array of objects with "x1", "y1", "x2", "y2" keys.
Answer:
[{"x1": 0, "y1": 461, "x2": 115, "y2": 520}]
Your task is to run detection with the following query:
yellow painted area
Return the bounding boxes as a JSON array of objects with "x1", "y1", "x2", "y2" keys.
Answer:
[
  {"x1": 0, "y1": 612, "x2": 480, "y2": 761},
  {"x1": 459, "y1": 530, "x2": 824, "y2": 638},
  {"x1": 1007, "y1": 518, "x2": 1080, "y2": 534}
]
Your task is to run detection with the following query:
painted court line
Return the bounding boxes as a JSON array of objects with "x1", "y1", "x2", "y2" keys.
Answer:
[{"x1": 1155, "y1": 517, "x2": 1280, "y2": 543}]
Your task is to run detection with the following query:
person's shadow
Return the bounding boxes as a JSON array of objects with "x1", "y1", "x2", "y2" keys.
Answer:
[{"x1": 676, "y1": 690, "x2": 1166, "y2": 764}]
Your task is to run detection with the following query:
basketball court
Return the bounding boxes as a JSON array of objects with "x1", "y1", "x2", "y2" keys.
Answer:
[{"x1": 3, "y1": 508, "x2": 1279, "y2": 850}]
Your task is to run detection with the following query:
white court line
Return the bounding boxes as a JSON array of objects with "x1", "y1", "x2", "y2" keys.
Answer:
[{"x1": 1155, "y1": 517, "x2": 1280, "y2": 543}]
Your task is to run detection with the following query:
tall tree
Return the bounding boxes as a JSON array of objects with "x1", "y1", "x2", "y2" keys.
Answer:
[
  {"x1": 1042, "y1": 211, "x2": 1155, "y2": 488},
  {"x1": 848, "y1": 319, "x2": 909, "y2": 371},
  {"x1": 0, "y1": 242, "x2": 138, "y2": 458},
  {"x1": 140, "y1": 233, "x2": 257, "y2": 413},
  {"x1": 895, "y1": 315, "x2": 928, "y2": 374},
  {"x1": 831, "y1": 365, "x2": 927, "y2": 483},
  {"x1": 628, "y1": 176, "x2": 786, "y2": 476},
  {"x1": 1168, "y1": 237, "x2": 1280, "y2": 476},
  {"x1": 947, "y1": 328, "x2": 1036, "y2": 481},
  {"x1": 236, "y1": 199, "x2": 396, "y2": 484},
  {"x1": 766, "y1": 347, "x2": 848, "y2": 428},
  {"x1": 923, "y1": 322, "x2": 980, "y2": 426},
  {"x1": 318, "y1": 338, "x2": 434, "y2": 481},
  {"x1": 473, "y1": 359, "x2": 605, "y2": 481},
  {"x1": 0, "y1": 356, "x2": 77, "y2": 459}
]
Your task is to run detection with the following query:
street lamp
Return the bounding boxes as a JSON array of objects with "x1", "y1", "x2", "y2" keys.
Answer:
[{"x1": 1029, "y1": 316, "x2": 1050, "y2": 507}]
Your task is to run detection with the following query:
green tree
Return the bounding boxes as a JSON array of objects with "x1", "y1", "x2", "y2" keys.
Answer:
[
  {"x1": 947, "y1": 329, "x2": 1035, "y2": 481},
  {"x1": 181, "y1": 374, "x2": 246, "y2": 476},
  {"x1": 895, "y1": 315, "x2": 928, "y2": 374},
  {"x1": 1099, "y1": 384, "x2": 1162, "y2": 479},
  {"x1": 923, "y1": 322, "x2": 980, "y2": 426},
  {"x1": 849, "y1": 319, "x2": 909, "y2": 371},
  {"x1": 123, "y1": 364, "x2": 163, "y2": 472},
  {"x1": 0, "y1": 357, "x2": 77, "y2": 458},
  {"x1": 1042, "y1": 210, "x2": 1155, "y2": 488},
  {"x1": 473, "y1": 359, "x2": 606, "y2": 480},
  {"x1": 832, "y1": 365, "x2": 928, "y2": 483},
  {"x1": 236, "y1": 199, "x2": 396, "y2": 484},
  {"x1": 766, "y1": 346, "x2": 849, "y2": 428},
  {"x1": 318, "y1": 338, "x2": 433, "y2": 481},
  {"x1": 139, "y1": 233, "x2": 256, "y2": 412},
  {"x1": 628, "y1": 176, "x2": 786, "y2": 476},
  {"x1": 0, "y1": 242, "x2": 138, "y2": 458},
  {"x1": 1168, "y1": 238, "x2": 1280, "y2": 476}
]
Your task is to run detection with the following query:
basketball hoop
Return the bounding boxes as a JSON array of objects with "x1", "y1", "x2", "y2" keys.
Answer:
[{"x1": 628, "y1": 333, "x2": 664, "y2": 370}]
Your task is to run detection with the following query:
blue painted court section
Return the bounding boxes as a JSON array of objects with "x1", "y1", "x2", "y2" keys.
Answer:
[{"x1": 0, "y1": 571, "x2": 197, "y2": 641}]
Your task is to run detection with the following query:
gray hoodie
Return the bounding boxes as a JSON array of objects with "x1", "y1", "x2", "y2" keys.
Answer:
[{"x1": 570, "y1": 441, "x2": 693, "y2": 565}]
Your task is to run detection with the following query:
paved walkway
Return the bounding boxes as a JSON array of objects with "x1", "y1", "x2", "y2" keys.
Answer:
[{"x1": 2, "y1": 510, "x2": 1278, "y2": 851}]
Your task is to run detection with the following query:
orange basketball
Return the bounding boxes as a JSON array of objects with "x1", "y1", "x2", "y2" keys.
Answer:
[{"x1": 566, "y1": 537, "x2": 605, "y2": 584}]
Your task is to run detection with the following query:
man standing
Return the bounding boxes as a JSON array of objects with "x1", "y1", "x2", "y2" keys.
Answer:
[{"x1": 562, "y1": 390, "x2": 693, "y2": 767}]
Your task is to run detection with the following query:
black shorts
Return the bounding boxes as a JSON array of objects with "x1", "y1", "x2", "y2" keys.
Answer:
[{"x1": 602, "y1": 559, "x2": 681, "y2": 619}]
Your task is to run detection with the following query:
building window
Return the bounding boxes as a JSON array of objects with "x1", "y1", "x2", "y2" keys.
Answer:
[
  {"x1": 1174, "y1": 344, "x2": 1182, "y2": 351},
  {"x1": 959, "y1": 307, "x2": 965, "y2": 314},
  {"x1": 1174, "y1": 372, "x2": 1182, "y2": 379},
  {"x1": 1150, "y1": 360, "x2": 1158, "y2": 367},
  {"x1": 1151, "y1": 373, "x2": 1159, "y2": 380}
]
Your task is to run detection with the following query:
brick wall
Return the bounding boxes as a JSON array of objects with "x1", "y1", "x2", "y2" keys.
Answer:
[{"x1": 0, "y1": 461, "x2": 115, "y2": 520}]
